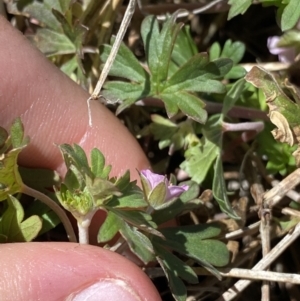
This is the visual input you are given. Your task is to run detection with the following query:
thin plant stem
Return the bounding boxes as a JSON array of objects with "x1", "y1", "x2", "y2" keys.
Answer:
[
  {"x1": 77, "y1": 211, "x2": 96, "y2": 244},
  {"x1": 223, "y1": 121, "x2": 264, "y2": 133},
  {"x1": 22, "y1": 184, "x2": 77, "y2": 243},
  {"x1": 156, "y1": 0, "x2": 225, "y2": 20},
  {"x1": 88, "y1": 0, "x2": 136, "y2": 126}
]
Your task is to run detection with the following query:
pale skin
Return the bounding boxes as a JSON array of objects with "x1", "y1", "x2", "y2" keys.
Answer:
[{"x1": 0, "y1": 16, "x2": 161, "y2": 301}]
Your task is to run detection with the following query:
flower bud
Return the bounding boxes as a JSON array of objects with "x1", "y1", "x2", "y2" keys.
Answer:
[{"x1": 140, "y1": 169, "x2": 188, "y2": 209}]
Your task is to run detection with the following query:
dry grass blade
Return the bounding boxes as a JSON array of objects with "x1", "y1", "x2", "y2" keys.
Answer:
[
  {"x1": 87, "y1": 0, "x2": 137, "y2": 126},
  {"x1": 216, "y1": 222, "x2": 300, "y2": 301}
]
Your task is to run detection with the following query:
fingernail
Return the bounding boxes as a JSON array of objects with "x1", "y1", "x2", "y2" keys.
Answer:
[{"x1": 68, "y1": 279, "x2": 142, "y2": 301}]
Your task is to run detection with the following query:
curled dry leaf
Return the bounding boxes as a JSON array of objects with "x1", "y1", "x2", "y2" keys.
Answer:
[
  {"x1": 245, "y1": 66, "x2": 300, "y2": 166},
  {"x1": 269, "y1": 111, "x2": 294, "y2": 146}
]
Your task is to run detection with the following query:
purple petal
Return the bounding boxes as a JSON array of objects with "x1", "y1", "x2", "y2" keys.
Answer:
[
  {"x1": 267, "y1": 36, "x2": 282, "y2": 55},
  {"x1": 166, "y1": 185, "x2": 189, "y2": 201},
  {"x1": 140, "y1": 169, "x2": 165, "y2": 189},
  {"x1": 267, "y1": 36, "x2": 296, "y2": 63}
]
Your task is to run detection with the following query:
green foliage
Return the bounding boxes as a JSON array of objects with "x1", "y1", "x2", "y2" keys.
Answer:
[
  {"x1": 0, "y1": 195, "x2": 42, "y2": 242},
  {"x1": 256, "y1": 123, "x2": 296, "y2": 175},
  {"x1": 20, "y1": 167, "x2": 62, "y2": 235},
  {"x1": 56, "y1": 143, "x2": 118, "y2": 219},
  {"x1": 0, "y1": 118, "x2": 28, "y2": 201},
  {"x1": 209, "y1": 40, "x2": 246, "y2": 79},
  {"x1": 227, "y1": 0, "x2": 252, "y2": 20},
  {"x1": 277, "y1": 0, "x2": 300, "y2": 31},
  {"x1": 100, "y1": 12, "x2": 233, "y2": 122},
  {"x1": 9, "y1": 0, "x2": 85, "y2": 56},
  {"x1": 228, "y1": 0, "x2": 300, "y2": 31},
  {"x1": 181, "y1": 79, "x2": 247, "y2": 219},
  {"x1": 6, "y1": 4, "x2": 300, "y2": 300},
  {"x1": 153, "y1": 223, "x2": 229, "y2": 301},
  {"x1": 56, "y1": 143, "x2": 229, "y2": 300},
  {"x1": 0, "y1": 120, "x2": 44, "y2": 242}
]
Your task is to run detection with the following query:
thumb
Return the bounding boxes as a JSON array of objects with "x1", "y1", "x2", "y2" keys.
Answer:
[{"x1": 0, "y1": 242, "x2": 161, "y2": 301}]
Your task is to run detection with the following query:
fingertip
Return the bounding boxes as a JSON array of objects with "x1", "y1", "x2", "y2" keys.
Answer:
[
  {"x1": 0, "y1": 15, "x2": 150, "y2": 179},
  {"x1": 0, "y1": 242, "x2": 161, "y2": 301}
]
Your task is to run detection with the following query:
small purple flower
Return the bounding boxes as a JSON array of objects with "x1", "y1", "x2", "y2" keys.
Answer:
[
  {"x1": 267, "y1": 36, "x2": 296, "y2": 63},
  {"x1": 140, "y1": 169, "x2": 189, "y2": 208}
]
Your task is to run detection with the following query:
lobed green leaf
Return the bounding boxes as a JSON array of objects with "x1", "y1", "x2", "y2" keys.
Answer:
[
  {"x1": 0, "y1": 195, "x2": 42, "y2": 242},
  {"x1": 100, "y1": 40, "x2": 149, "y2": 83}
]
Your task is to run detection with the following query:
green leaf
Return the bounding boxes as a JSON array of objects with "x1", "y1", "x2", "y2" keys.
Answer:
[
  {"x1": 180, "y1": 140, "x2": 218, "y2": 184},
  {"x1": 106, "y1": 181, "x2": 147, "y2": 209},
  {"x1": 155, "y1": 118, "x2": 199, "y2": 151},
  {"x1": 256, "y1": 123, "x2": 296, "y2": 176},
  {"x1": 102, "y1": 81, "x2": 149, "y2": 102},
  {"x1": 0, "y1": 195, "x2": 42, "y2": 242},
  {"x1": 86, "y1": 177, "x2": 120, "y2": 204},
  {"x1": 25, "y1": 200, "x2": 61, "y2": 236},
  {"x1": 156, "y1": 245, "x2": 198, "y2": 284},
  {"x1": 160, "y1": 92, "x2": 207, "y2": 124},
  {"x1": 0, "y1": 148, "x2": 25, "y2": 201},
  {"x1": 100, "y1": 40, "x2": 149, "y2": 83},
  {"x1": 221, "y1": 40, "x2": 246, "y2": 64},
  {"x1": 110, "y1": 208, "x2": 157, "y2": 230},
  {"x1": 274, "y1": 215, "x2": 300, "y2": 233},
  {"x1": 90, "y1": 148, "x2": 111, "y2": 179},
  {"x1": 30, "y1": 28, "x2": 76, "y2": 56},
  {"x1": 10, "y1": 118, "x2": 28, "y2": 148},
  {"x1": 178, "y1": 180, "x2": 200, "y2": 203},
  {"x1": 141, "y1": 11, "x2": 184, "y2": 84},
  {"x1": 172, "y1": 25, "x2": 198, "y2": 66},
  {"x1": 226, "y1": 65, "x2": 247, "y2": 79},
  {"x1": 51, "y1": 9, "x2": 86, "y2": 56},
  {"x1": 281, "y1": 0, "x2": 300, "y2": 31},
  {"x1": 209, "y1": 42, "x2": 221, "y2": 61},
  {"x1": 222, "y1": 79, "x2": 246, "y2": 117},
  {"x1": 120, "y1": 222, "x2": 155, "y2": 264},
  {"x1": 141, "y1": 15, "x2": 160, "y2": 79},
  {"x1": 12, "y1": 0, "x2": 69, "y2": 30},
  {"x1": 158, "y1": 262, "x2": 187, "y2": 301},
  {"x1": 152, "y1": 198, "x2": 203, "y2": 225},
  {"x1": 60, "y1": 55, "x2": 78, "y2": 76},
  {"x1": 213, "y1": 156, "x2": 240, "y2": 219},
  {"x1": 97, "y1": 211, "x2": 121, "y2": 243},
  {"x1": 165, "y1": 54, "x2": 231, "y2": 93},
  {"x1": 227, "y1": 0, "x2": 252, "y2": 20},
  {"x1": 209, "y1": 40, "x2": 246, "y2": 79},
  {"x1": 58, "y1": 144, "x2": 92, "y2": 179},
  {"x1": 144, "y1": 114, "x2": 178, "y2": 150},
  {"x1": 154, "y1": 224, "x2": 230, "y2": 278},
  {"x1": 15, "y1": 1, "x2": 84, "y2": 57}
]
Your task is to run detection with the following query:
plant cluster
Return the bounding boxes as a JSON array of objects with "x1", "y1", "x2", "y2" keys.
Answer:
[{"x1": 2, "y1": 0, "x2": 300, "y2": 300}]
